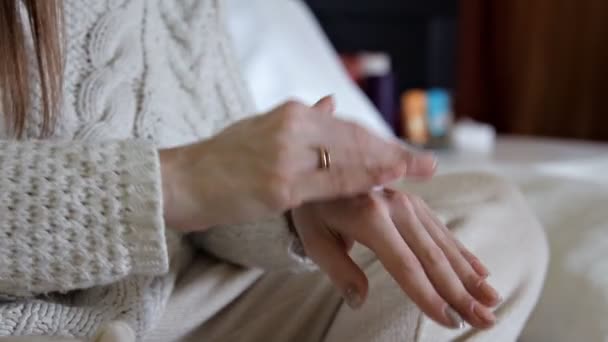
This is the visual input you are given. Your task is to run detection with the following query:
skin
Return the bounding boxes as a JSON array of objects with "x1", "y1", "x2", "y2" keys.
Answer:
[
  {"x1": 159, "y1": 96, "x2": 500, "y2": 330},
  {"x1": 292, "y1": 189, "x2": 500, "y2": 329},
  {"x1": 159, "y1": 96, "x2": 436, "y2": 231}
]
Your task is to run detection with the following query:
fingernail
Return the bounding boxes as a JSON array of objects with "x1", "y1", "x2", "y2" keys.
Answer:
[
  {"x1": 406, "y1": 153, "x2": 437, "y2": 177},
  {"x1": 344, "y1": 286, "x2": 363, "y2": 310},
  {"x1": 445, "y1": 305, "x2": 465, "y2": 329},
  {"x1": 478, "y1": 280, "x2": 500, "y2": 304},
  {"x1": 472, "y1": 302, "x2": 496, "y2": 325}
]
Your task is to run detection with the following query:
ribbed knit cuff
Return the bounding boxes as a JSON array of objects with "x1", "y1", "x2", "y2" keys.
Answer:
[{"x1": 121, "y1": 143, "x2": 169, "y2": 275}]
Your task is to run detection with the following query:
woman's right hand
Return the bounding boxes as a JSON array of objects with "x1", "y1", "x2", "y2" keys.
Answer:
[{"x1": 160, "y1": 96, "x2": 437, "y2": 232}]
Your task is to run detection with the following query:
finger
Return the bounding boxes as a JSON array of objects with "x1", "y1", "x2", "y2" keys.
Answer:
[
  {"x1": 293, "y1": 120, "x2": 436, "y2": 201},
  {"x1": 312, "y1": 95, "x2": 336, "y2": 114},
  {"x1": 418, "y1": 199, "x2": 491, "y2": 278},
  {"x1": 294, "y1": 156, "x2": 408, "y2": 202},
  {"x1": 352, "y1": 196, "x2": 461, "y2": 329},
  {"x1": 294, "y1": 210, "x2": 369, "y2": 309},
  {"x1": 370, "y1": 220, "x2": 463, "y2": 329},
  {"x1": 318, "y1": 116, "x2": 437, "y2": 179},
  {"x1": 411, "y1": 195, "x2": 501, "y2": 307},
  {"x1": 388, "y1": 191, "x2": 496, "y2": 329},
  {"x1": 459, "y1": 244, "x2": 491, "y2": 278}
]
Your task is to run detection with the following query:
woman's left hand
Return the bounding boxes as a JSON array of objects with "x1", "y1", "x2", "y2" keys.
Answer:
[{"x1": 291, "y1": 188, "x2": 501, "y2": 330}]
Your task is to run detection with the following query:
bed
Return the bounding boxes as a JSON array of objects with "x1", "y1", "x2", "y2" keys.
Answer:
[{"x1": 225, "y1": 1, "x2": 608, "y2": 340}]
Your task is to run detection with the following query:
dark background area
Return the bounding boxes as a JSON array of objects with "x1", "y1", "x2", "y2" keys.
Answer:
[
  {"x1": 305, "y1": 0, "x2": 608, "y2": 142},
  {"x1": 457, "y1": 0, "x2": 608, "y2": 142},
  {"x1": 305, "y1": 0, "x2": 458, "y2": 91}
]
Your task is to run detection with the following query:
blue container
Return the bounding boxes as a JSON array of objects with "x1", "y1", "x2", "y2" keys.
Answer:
[{"x1": 426, "y1": 88, "x2": 452, "y2": 137}]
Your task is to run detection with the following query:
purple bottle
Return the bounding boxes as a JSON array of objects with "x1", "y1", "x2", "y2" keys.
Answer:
[{"x1": 360, "y1": 53, "x2": 399, "y2": 135}]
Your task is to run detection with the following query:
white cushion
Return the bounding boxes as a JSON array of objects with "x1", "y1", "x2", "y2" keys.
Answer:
[
  {"x1": 224, "y1": 2, "x2": 608, "y2": 341},
  {"x1": 224, "y1": 0, "x2": 393, "y2": 138},
  {"x1": 514, "y1": 171, "x2": 608, "y2": 342}
]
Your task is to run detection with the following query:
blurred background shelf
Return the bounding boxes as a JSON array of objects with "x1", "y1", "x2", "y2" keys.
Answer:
[
  {"x1": 305, "y1": 0, "x2": 457, "y2": 92},
  {"x1": 305, "y1": 0, "x2": 608, "y2": 142}
]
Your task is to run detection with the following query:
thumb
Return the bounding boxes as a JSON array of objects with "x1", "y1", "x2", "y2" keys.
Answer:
[
  {"x1": 312, "y1": 95, "x2": 336, "y2": 115},
  {"x1": 295, "y1": 214, "x2": 368, "y2": 309}
]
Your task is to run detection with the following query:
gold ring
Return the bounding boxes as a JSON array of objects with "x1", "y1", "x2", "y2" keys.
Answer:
[{"x1": 318, "y1": 147, "x2": 331, "y2": 170}]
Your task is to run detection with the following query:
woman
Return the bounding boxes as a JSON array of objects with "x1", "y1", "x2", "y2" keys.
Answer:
[{"x1": 0, "y1": 1, "x2": 548, "y2": 341}]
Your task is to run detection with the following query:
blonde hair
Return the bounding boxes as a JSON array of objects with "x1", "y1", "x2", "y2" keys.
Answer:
[{"x1": 0, "y1": 0, "x2": 63, "y2": 138}]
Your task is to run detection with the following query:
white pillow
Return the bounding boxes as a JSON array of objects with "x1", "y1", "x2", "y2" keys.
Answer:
[
  {"x1": 224, "y1": 4, "x2": 608, "y2": 340},
  {"x1": 224, "y1": 0, "x2": 393, "y2": 138},
  {"x1": 514, "y1": 173, "x2": 608, "y2": 342}
]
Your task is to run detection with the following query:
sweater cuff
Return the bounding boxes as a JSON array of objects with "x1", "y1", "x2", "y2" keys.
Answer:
[
  {"x1": 121, "y1": 144, "x2": 169, "y2": 275},
  {"x1": 0, "y1": 139, "x2": 169, "y2": 296}
]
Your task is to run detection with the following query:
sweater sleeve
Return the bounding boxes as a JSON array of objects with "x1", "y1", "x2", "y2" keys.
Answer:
[
  {"x1": 0, "y1": 139, "x2": 169, "y2": 297},
  {"x1": 190, "y1": 216, "x2": 317, "y2": 272}
]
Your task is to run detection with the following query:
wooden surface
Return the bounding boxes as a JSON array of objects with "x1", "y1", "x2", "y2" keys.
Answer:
[{"x1": 456, "y1": 0, "x2": 608, "y2": 141}]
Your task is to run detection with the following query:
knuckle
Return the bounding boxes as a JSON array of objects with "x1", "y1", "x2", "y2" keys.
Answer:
[
  {"x1": 465, "y1": 272, "x2": 484, "y2": 289},
  {"x1": 276, "y1": 111, "x2": 301, "y2": 137},
  {"x1": 400, "y1": 256, "x2": 423, "y2": 277},
  {"x1": 389, "y1": 192, "x2": 414, "y2": 210},
  {"x1": 358, "y1": 194, "x2": 384, "y2": 217},
  {"x1": 422, "y1": 246, "x2": 448, "y2": 268},
  {"x1": 281, "y1": 99, "x2": 306, "y2": 114},
  {"x1": 460, "y1": 296, "x2": 477, "y2": 315},
  {"x1": 408, "y1": 194, "x2": 423, "y2": 206},
  {"x1": 433, "y1": 233, "x2": 453, "y2": 251}
]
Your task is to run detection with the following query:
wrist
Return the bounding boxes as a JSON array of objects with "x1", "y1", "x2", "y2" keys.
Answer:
[{"x1": 159, "y1": 148, "x2": 181, "y2": 229}]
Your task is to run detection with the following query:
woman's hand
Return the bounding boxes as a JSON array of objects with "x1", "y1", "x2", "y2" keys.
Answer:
[
  {"x1": 291, "y1": 188, "x2": 501, "y2": 330},
  {"x1": 160, "y1": 97, "x2": 436, "y2": 232}
]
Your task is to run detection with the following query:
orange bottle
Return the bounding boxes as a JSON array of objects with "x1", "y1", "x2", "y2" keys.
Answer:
[{"x1": 401, "y1": 90, "x2": 428, "y2": 145}]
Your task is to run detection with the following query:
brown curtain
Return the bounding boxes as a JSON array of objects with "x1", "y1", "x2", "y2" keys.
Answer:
[{"x1": 456, "y1": 0, "x2": 608, "y2": 141}]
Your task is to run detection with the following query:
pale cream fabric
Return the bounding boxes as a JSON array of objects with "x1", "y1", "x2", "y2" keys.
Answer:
[
  {"x1": 0, "y1": 321, "x2": 135, "y2": 342},
  {"x1": 0, "y1": 0, "x2": 548, "y2": 338},
  {"x1": 145, "y1": 173, "x2": 549, "y2": 342},
  {"x1": 0, "y1": 0, "x2": 310, "y2": 338}
]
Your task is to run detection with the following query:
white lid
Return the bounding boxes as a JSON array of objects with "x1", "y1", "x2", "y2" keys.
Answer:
[
  {"x1": 451, "y1": 119, "x2": 496, "y2": 154},
  {"x1": 360, "y1": 52, "x2": 391, "y2": 76}
]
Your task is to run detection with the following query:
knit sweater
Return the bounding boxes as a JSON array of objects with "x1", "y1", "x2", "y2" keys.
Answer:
[{"x1": 0, "y1": 0, "x2": 309, "y2": 339}]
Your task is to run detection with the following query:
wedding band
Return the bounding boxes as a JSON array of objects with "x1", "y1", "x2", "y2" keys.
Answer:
[{"x1": 318, "y1": 147, "x2": 331, "y2": 170}]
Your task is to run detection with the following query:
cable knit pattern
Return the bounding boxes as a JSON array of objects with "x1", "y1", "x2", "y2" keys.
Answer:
[{"x1": 0, "y1": 0, "x2": 307, "y2": 339}]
